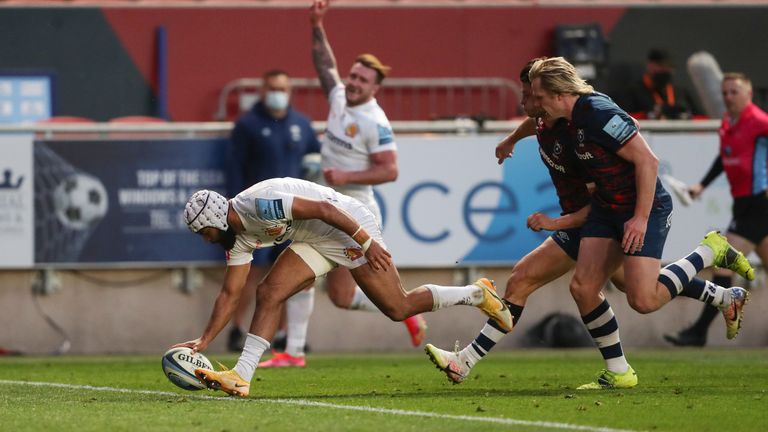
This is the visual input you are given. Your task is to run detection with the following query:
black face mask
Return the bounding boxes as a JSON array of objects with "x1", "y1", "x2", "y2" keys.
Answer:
[
  {"x1": 215, "y1": 226, "x2": 237, "y2": 251},
  {"x1": 652, "y1": 71, "x2": 672, "y2": 88}
]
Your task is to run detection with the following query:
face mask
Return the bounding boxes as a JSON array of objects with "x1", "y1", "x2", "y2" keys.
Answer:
[
  {"x1": 264, "y1": 91, "x2": 289, "y2": 111},
  {"x1": 652, "y1": 71, "x2": 672, "y2": 87}
]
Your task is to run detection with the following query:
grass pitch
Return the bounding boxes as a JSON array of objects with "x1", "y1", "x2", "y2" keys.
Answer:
[{"x1": 1, "y1": 348, "x2": 766, "y2": 431}]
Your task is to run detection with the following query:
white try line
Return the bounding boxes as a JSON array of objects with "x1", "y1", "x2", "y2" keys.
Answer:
[{"x1": 0, "y1": 380, "x2": 636, "y2": 432}]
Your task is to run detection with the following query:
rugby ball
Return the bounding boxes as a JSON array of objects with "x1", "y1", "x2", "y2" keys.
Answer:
[{"x1": 161, "y1": 347, "x2": 213, "y2": 391}]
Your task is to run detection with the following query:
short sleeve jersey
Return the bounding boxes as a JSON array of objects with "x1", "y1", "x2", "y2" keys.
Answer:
[
  {"x1": 719, "y1": 103, "x2": 768, "y2": 197},
  {"x1": 226, "y1": 177, "x2": 360, "y2": 266},
  {"x1": 321, "y1": 83, "x2": 397, "y2": 202},
  {"x1": 536, "y1": 117, "x2": 591, "y2": 214},
  {"x1": 569, "y1": 92, "x2": 667, "y2": 212}
]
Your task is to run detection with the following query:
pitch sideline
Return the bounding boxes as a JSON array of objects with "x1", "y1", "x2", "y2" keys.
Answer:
[{"x1": 0, "y1": 379, "x2": 636, "y2": 432}]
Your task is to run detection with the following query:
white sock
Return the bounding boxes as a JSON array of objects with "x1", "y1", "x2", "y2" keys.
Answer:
[
  {"x1": 348, "y1": 286, "x2": 380, "y2": 312},
  {"x1": 702, "y1": 281, "x2": 731, "y2": 308},
  {"x1": 285, "y1": 288, "x2": 315, "y2": 357},
  {"x1": 233, "y1": 333, "x2": 270, "y2": 382},
  {"x1": 423, "y1": 283, "x2": 484, "y2": 311},
  {"x1": 694, "y1": 245, "x2": 715, "y2": 268}
]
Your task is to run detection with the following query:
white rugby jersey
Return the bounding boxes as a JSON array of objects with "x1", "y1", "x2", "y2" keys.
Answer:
[
  {"x1": 226, "y1": 177, "x2": 363, "y2": 266},
  {"x1": 320, "y1": 83, "x2": 397, "y2": 203}
]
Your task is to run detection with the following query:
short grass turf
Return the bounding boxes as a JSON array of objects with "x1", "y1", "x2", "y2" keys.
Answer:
[{"x1": 0, "y1": 349, "x2": 766, "y2": 432}]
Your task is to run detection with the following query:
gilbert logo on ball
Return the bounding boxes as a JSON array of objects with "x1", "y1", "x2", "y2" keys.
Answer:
[{"x1": 161, "y1": 347, "x2": 214, "y2": 391}]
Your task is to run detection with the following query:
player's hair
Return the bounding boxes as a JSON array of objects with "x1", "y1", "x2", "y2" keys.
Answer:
[
  {"x1": 723, "y1": 72, "x2": 753, "y2": 91},
  {"x1": 528, "y1": 57, "x2": 593, "y2": 96},
  {"x1": 355, "y1": 53, "x2": 391, "y2": 84},
  {"x1": 263, "y1": 69, "x2": 289, "y2": 80},
  {"x1": 520, "y1": 57, "x2": 548, "y2": 84}
]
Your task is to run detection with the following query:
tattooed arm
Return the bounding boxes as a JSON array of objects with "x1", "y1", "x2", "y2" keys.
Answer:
[{"x1": 310, "y1": 0, "x2": 342, "y2": 97}]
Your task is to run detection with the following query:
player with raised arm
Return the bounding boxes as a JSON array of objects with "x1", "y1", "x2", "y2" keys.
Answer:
[
  {"x1": 173, "y1": 178, "x2": 512, "y2": 397},
  {"x1": 260, "y1": 0, "x2": 426, "y2": 369}
]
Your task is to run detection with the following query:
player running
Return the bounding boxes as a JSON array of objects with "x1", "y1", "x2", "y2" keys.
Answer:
[
  {"x1": 426, "y1": 58, "x2": 754, "y2": 389},
  {"x1": 527, "y1": 58, "x2": 751, "y2": 346},
  {"x1": 173, "y1": 178, "x2": 512, "y2": 397}
]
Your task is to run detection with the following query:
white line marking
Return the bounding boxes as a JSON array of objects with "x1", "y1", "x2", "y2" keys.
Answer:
[{"x1": 0, "y1": 380, "x2": 636, "y2": 432}]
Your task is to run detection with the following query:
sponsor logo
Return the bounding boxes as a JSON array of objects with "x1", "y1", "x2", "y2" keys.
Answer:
[
  {"x1": 557, "y1": 230, "x2": 570, "y2": 241},
  {"x1": 0, "y1": 169, "x2": 24, "y2": 189},
  {"x1": 177, "y1": 353, "x2": 209, "y2": 369},
  {"x1": 553, "y1": 140, "x2": 562, "y2": 156},
  {"x1": 577, "y1": 128, "x2": 585, "y2": 143},
  {"x1": 576, "y1": 151, "x2": 594, "y2": 160},
  {"x1": 377, "y1": 124, "x2": 394, "y2": 145},
  {"x1": 325, "y1": 130, "x2": 353, "y2": 150},
  {"x1": 539, "y1": 147, "x2": 566, "y2": 173},
  {"x1": 666, "y1": 210, "x2": 673, "y2": 229},
  {"x1": 345, "y1": 123, "x2": 358, "y2": 138},
  {"x1": 724, "y1": 146, "x2": 732, "y2": 155},
  {"x1": 602, "y1": 114, "x2": 635, "y2": 143},
  {"x1": 290, "y1": 124, "x2": 302, "y2": 142},
  {"x1": 344, "y1": 246, "x2": 364, "y2": 261},
  {"x1": 260, "y1": 127, "x2": 272, "y2": 137},
  {"x1": 265, "y1": 225, "x2": 285, "y2": 237}
]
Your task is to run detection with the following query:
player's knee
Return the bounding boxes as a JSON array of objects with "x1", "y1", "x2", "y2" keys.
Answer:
[
  {"x1": 378, "y1": 302, "x2": 408, "y2": 322},
  {"x1": 256, "y1": 282, "x2": 285, "y2": 306},
  {"x1": 626, "y1": 294, "x2": 657, "y2": 314}
]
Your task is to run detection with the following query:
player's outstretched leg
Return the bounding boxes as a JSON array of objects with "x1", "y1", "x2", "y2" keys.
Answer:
[
  {"x1": 424, "y1": 341, "x2": 470, "y2": 384},
  {"x1": 195, "y1": 360, "x2": 253, "y2": 397},
  {"x1": 700, "y1": 231, "x2": 755, "y2": 280}
]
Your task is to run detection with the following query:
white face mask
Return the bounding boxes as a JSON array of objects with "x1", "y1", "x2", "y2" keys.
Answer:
[{"x1": 264, "y1": 91, "x2": 289, "y2": 111}]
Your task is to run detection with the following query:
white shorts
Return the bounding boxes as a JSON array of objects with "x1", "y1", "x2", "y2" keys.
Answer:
[{"x1": 289, "y1": 204, "x2": 386, "y2": 277}]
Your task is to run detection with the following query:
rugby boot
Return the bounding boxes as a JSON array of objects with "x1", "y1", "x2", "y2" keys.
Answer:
[
  {"x1": 195, "y1": 362, "x2": 250, "y2": 397},
  {"x1": 424, "y1": 341, "x2": 470, "y2": 384},
  {"x1": 474, "y1": 278, "x2": 513, "y2": 332},
  {"x1": 577, "y1": 365, "x2": 638, "y2": 390},
  {"x1": 721, "y1": 287, "x2": 749, "y2": 340},
  {"x1": 404, "y1": 314, "x2": 428, "y2": 347},
  {"x1": 700, "y1": 231, "x2": 755, "y2": 280},
  {"x1": 258, "y1": 352, "x2": 306, "y2": 368}
]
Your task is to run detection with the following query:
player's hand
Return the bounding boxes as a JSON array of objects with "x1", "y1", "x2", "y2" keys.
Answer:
[
  {"x1": 495, "y1": 136, "x2": 516, "y2": 165},
  {"x1": 323, "y1": 167, "x2": 349, "y2": 186},
  {"x1": 688, "y1": 183, "x2": 704, "y2": 200},
  {"x1": 365, "y1": 240, "x2": 392, "y2": 272},
  {"x1": 527, "y1": 212, "x2": 556, "y2": 232},
  {"x1": 310, "y1": 0, "x2": 329, "y2": 26},
  {"x1": 622, "y1": 215, "x2": 648, "y2": 254},
  {"x1": 172, "y1": 337, "x2": 207, "y2": 354}
]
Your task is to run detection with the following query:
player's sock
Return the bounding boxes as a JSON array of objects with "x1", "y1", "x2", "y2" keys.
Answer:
[
  {"x1": 423, "y1": 283, "x2": 484, "y2": 310},
  {"x1": 285, "y1": 288, "x2": 315, "y2": 357},
  {"x1": 348, "y1": 286, "x2": 380, "y2": 312},
  {"x1": 234, "y1": 333, "x2": 270, "y2": 382},
  {"x1": 678, "y1": 277, "x2": 731, "y2": 307},
  {"x1": 582, "y1": 299, "x2": 628, "y2": 374},
  {"x1": 688, "y1": 275, "x2": 732, "y2": 332},
  {"x1": 658, "y1": 248, "x2": 712, "y2": 298},
  {"x1": 461, "y1": 301, "x2": 523, "y2": 367}
]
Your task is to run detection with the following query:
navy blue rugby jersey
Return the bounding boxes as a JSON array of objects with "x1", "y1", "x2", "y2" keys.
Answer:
[
  {"x1": 535, "y1": 117, "x2": 591, "y2": 215},
  {"x1": 568, "y1": 92, "x2": 669, "y2": 212}
]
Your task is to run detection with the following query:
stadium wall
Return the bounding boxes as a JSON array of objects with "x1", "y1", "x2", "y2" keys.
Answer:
[
  {"x1": 0, "y1": 267, "x2": 766, "y2": 355},
  {"x1": 0, "y1": 5, "x2": 766, "y2": 121}
]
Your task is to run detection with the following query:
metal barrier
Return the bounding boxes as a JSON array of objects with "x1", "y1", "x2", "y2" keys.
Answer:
[
  {"x1": 0, "y1": 119, "x2": 722, "y2": 137},
  {"x1": 214, "y1": 77, "x2": 523, "y2": 122}
]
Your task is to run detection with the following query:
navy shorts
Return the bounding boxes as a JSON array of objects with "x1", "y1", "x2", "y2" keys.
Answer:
[
  {"x1": 550, "y1": 227, "x2": 583, "y2": 261},
  {"x1": 252, "y1": 241, "x2": 291, "y2": 266},
  {"x1": 581, "y1": 194, "x2": 673, "y2": 259}
]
